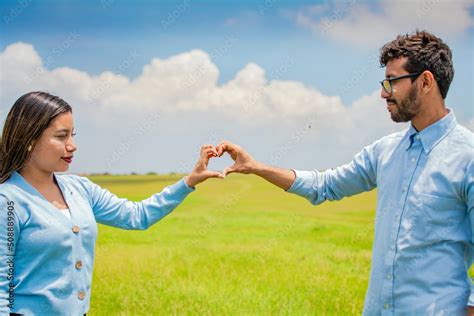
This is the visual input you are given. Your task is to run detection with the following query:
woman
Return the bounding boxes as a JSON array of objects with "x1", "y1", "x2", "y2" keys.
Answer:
[{"x1": 0, "y1": 91, "x2": 223, "y2": 315}]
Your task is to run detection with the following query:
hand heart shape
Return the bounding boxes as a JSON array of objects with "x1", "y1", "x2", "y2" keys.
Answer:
[{"x1": 186, "y1": 141, "x2": 258, "y2": 187}]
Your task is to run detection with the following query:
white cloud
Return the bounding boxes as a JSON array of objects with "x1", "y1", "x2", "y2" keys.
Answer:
[
  {"x1": 291, "y1": 0, "x2": 474, "y2": 47},
  {"x1": 0, "y1": 42, "x2": 408, "y2": 173},
  {"x1": 0, "y1": 42, "x2": 355, "y2": 124},
  {"x1": 0, "y1": 41, "x2": 404, "y2": 132},
  {"x1": 223, "y1": 11, "x2": 262, "y2": 27}
]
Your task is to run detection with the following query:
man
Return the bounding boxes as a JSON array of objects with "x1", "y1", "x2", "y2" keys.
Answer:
[{"x1": 216, "y1": 31, "x2": 474, "y2": 315}]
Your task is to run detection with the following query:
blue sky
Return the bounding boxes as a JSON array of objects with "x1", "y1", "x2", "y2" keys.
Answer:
[{"x1": 1, "y1": 0, "x2": 473, "y2": 174}]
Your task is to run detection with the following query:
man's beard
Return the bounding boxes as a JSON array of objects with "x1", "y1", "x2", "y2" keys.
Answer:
[{"x1": 389, "y1": 85, "x2": 421, "y2": 122}]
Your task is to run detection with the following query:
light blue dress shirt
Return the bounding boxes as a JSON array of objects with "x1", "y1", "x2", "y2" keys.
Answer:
[
  {"x1": 0, "y1": 172, "x2": 194, "y2": 315},
  {"x1": 288, "y1": 110, "x2": 474, "y2": 315}
]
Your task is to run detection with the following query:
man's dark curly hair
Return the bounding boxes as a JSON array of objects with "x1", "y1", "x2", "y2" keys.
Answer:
[{"x1": 379, "y1": 30, "x2": 454, "y2": 99}]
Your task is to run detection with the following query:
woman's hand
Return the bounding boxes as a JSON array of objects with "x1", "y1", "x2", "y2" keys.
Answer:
[{"x1": 185, "y1": 145, "x2": 224, "y2": 187}]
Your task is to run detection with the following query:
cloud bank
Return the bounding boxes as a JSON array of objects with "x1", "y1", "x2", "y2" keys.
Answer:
[
  {"x1": 0, "y1": 41, "x2": 395, "y2": 127},
  {"x1": 291, "y1": 0, "x2": 474, "y2": 48},
  {"x1": 0, "y1": 42, "x2": 408, "y2": 173}
]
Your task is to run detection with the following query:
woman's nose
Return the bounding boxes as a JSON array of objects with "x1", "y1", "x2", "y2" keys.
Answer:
[{"x1": 66, "y1": 140, "x2": 77, "y2": 152}]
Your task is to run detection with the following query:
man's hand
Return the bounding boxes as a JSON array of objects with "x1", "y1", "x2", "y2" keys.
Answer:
[
  {"x1": 185, "y1": 145, "x2": 224, "y2": 187},
  {"x1": 216, "y1": 140, "x2": 295, "y2": 190},
  {"x1": 468, "y1": 306, "x2": 474, "y2": 316},
  {"x1": 216, "y1": 141, "x2": 260, "y2": 176}
]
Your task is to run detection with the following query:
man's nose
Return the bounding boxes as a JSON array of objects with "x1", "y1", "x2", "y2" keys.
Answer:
[{"x1": 381, "y1": 87, "x2": 391, "y2": 99}]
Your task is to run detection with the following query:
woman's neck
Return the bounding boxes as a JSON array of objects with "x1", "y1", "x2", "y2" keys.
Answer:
[{"x1": 19, "y1": 165, "x2": 55, "y2": 188}]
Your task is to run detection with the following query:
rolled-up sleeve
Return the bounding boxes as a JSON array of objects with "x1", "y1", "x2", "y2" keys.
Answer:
[
  {"x1": 80, "y1": 177, "x2": 194, "y2": 230},
  {"x1": 287, "y1": 143, "x2": 378, "y2": 205}
]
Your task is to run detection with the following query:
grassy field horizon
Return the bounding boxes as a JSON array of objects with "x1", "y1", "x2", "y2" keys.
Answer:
[{"x1": 89, "y1": 173, "x2": 377, "y2": 315}]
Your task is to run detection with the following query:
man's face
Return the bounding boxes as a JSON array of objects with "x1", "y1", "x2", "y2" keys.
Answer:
[{"x1": 381, "y1": 58, "x2": 422, "y2": 123}]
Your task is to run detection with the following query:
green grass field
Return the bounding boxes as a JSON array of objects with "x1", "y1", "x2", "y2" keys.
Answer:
[{"x1": 88, "y1": 174, "x2": 377, "y2": 315}]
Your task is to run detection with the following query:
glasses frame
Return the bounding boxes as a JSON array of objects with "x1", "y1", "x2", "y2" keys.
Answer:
[{"x1": 380, "y1": 72, "x2": 423, "y2": 94}]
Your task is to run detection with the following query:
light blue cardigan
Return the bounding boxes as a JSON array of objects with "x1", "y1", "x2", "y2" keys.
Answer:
[{"x1": 0, "y1": 171, "x2": 194, "y2": 315}]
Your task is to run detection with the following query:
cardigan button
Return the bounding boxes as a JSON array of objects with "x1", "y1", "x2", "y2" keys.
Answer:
[
  {"x1": 72, "y1": 225, "x2": 80, "y2": 234},
  {"x1": 75, "y1": 260, "x2": 83, "y2": 270},
  {"x1": 78, "y1": 290, "x2": 86, "y2": 300}
]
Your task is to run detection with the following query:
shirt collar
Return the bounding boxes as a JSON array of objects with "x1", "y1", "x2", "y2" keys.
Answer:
[
  {"x1": 405, "y1": 108, "x2": 457, "y2": 153},
  {"x1": 8, "y1": 170, "x2": 64, "y2": 198}
]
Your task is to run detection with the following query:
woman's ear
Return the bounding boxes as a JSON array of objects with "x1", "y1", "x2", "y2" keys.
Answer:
[{"x1": 27, "y1": 141, "x2": 35, "y2": 152}]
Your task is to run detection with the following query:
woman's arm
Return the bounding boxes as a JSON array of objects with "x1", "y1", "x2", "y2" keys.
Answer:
[{"x1": 85, "y1": 145, "x2": 222, "y2": 230}]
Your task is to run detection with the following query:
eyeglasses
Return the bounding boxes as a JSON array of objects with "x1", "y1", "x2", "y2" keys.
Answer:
[{"x1": 380, "y1": 72, "x2": 422, "y2": 94}]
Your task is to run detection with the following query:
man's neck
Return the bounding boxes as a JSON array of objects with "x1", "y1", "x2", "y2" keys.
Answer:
[{"x1": 411, "y1": 103, "x2": 448, "y2": 132}]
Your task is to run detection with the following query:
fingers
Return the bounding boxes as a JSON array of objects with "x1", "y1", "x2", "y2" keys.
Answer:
[
  {"x1": 201, "y1": 144, "x2": 218, "y2": 155},
  {"x1": 200, "y1": 144, "x2": 218, "y2": 158},
  {"x1": 205, "y1": 170, "x2": 225, "y2": 179},
  {"x1": 215, "y1": 142, "x2": 225, "y2": 157},
  {"x1": 223, "y1": 165, "x2": 236, "y2": 176},
  {"x1": 206, "y1": 149, "x2": 218, "y2": 158},
  {"x1": 216, "y1": 140, "x2": 237, "y2": 157}
]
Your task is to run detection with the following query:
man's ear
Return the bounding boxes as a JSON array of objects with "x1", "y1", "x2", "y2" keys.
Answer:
[{"x1": 420, "y1": 70, "x2": 437, "y2": 95}]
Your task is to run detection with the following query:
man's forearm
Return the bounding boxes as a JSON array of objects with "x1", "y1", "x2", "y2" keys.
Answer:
[
  {"x1": 468, "y1": 306, "x2": 474, "y2": 316},
  {"x1": 252, "y1": 162, "x2": 296, "y2": 191}
]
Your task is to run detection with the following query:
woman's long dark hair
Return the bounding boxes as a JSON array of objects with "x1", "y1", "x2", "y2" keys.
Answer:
[{"x1": 0, "y1": 92, "x2": 72, "y2": 183}]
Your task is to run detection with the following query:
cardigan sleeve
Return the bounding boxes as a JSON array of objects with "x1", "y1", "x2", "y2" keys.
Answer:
[{"x1": 78, "y1": 177, "x2": 194, "y2": 230}]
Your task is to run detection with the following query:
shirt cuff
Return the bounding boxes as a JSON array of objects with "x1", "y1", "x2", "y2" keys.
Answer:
[
  {"x1": 469, "y1": 279, "x2": 474, "y2": 306},
  {"x1": 168, "y1": 177, "x2": 195, "y2": 199},
  {"x1": 287, "y1": 169, "x2": 317, "y2": 197}
]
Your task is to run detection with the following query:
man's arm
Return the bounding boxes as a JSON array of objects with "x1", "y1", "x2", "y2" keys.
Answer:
[
  {"x1": 216, "y1": 140, "x2": 378, "y2": 205},
  {"x1": 216, "y1": 141, "x2": 295, "y2": 190},
  {"x1": 253, "y1": 164, "x2": 296, "y2": 191},
  {"x1": 466, "y1": 159, "x2": 474, "y2": 314}
]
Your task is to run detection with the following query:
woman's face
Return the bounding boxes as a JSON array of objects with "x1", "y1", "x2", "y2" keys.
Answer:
[{"x1": 27, "y1": 112, "x2": 77, "y2": 173}]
